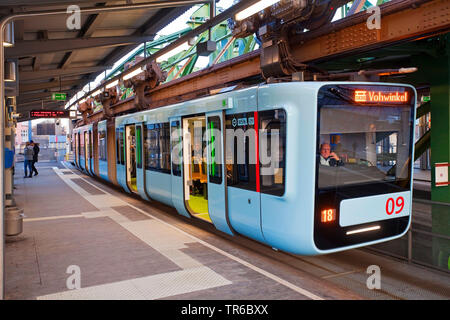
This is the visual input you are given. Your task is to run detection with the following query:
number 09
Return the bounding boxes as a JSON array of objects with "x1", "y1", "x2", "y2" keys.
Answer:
[{"x1": 386, "y1": 196, "x2": 404, "y2": 215}]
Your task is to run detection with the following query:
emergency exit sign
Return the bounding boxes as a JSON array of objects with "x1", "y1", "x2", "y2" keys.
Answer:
[{"x1": 51, "y1": 93, "x2": 67, "y2": 101}]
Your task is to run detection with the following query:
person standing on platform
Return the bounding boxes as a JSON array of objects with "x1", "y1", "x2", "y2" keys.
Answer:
[
  {"x1": 30, "y1": 140, "x2": 39, "y2": 176},
  {"x1": 23, "y1": 142, "x2": 34, "y2": 178}
]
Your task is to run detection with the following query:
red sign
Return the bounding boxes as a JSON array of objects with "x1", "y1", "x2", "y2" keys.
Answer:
[
  {"x1": 354, "y1": 90, "x2": 409, "y2": 104},
  {"x1": 30, "y1": 110, "x2": 71, "y2": 118},
  {"x1": 321, "y1": 208, "x2": 336, "y2": 223}
]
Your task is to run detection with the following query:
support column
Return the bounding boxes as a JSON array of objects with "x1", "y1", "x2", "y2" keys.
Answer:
[{"x1": 428, "y1": 45, "x2": 450, "y2": 270}]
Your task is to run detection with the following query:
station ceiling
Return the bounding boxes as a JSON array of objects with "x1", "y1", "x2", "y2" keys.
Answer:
[{"x1": 0, "y1": 0, "x2": 198, "y2": 120}]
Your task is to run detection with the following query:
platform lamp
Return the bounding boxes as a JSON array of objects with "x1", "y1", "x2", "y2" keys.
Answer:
[
  {"x1": 4, "y1": 61, "x2": 16, "y2": 82},
  {"x1": 235, "y1": 0, "x2": 280, "y2": 21},
  {"x1": 2, "y1": 21, "x2": 14, "y2": 48}
]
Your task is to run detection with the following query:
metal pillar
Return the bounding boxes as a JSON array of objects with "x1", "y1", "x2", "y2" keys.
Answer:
[
  {"x1": 429, "y1": 50, "x2": 450, "y2": 270},
  {"x1": 28, "y1": 120, "x2": 32, "y2": 141}
]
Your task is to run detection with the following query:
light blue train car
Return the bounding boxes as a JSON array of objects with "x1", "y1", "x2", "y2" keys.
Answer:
[
  {"x1": 73, "y1": 124, "x2": 94, "y2": 176},
  {"x1": 77, "y1": 82, "x2": 416, "y2": 255}
]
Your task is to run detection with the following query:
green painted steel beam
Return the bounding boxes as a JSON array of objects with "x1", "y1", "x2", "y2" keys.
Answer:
[
  {"x1": 414, "y1": 129, "x2": 430, "y2": 161},
  {"x1": 106, "y1": 28, "x2": 193, "y2": 79},
  {"x1": 416, "y1": 101, "x2": 431, "y2": 119}
]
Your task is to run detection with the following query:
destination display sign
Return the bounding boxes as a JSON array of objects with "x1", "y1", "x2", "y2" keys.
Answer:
[
  {"x1": 30, "y1": 110, "x2": 76, "y2": 119},
  {"x1": 354, "y1": 90, "x2": 410, "y2": 104}
]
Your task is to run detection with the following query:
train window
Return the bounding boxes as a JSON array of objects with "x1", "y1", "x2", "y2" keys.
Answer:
[
  {"x1": 161, "y1": 123, "x2": 171, "y2": 173},
  {"x1": 225, "y1": 112, "x2": 257, "y2": 192},
  {"x1": 171, "y1": 121, "x2": 182, "y2": 176},
  {"x1": 136, "y1": 126, "x2": 142, "y2": 169},
  {"x1": 145, "y1": 123, "x2": 158, "y2": 170},
  {"x1": 84, "y1": 132, "x2": 88, "y2": 159},
  {"x1": 208, "y1": 116, "x2": 222, "y2": 184},
  {"x1": 79, "y1": 132, "x2": 85, "y2": 158},
  {"x1": 87, "y1": 131, "x2": 92, "y2": 159},
  {"x1": 98, "y1": 129, "x2": 107, "y2": 161},
  {"x1": 116, "y1": 128, "x2": 125, "y2": 165},
  {"x1": 259, "y1": 109, "x2": 287, "y2": 197},
  {"x1": 317, "y1": 85, "x2": 414, "y2": 190},
  {"x1": 144, "y1": 122, "x2": 171, "y2": 174}
]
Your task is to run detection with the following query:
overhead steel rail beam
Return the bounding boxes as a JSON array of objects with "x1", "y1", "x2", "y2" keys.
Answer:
[
  {"x1": 80, "y1": 0, "x2": 450, "y2": 125},
  {"x1": 290, "y1": 0, "x2": 450, "y2": 63},
  {"x1": 1, "y1": 0, "x2": 240, "y2": 301}
]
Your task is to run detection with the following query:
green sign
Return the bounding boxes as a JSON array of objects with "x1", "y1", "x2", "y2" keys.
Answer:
[
  {"x1": 51, "y1": 92, "x2": 67, "y2": 101},
  {"x1": 422, "y1": 96, "x2": 431, "y2": 102}
]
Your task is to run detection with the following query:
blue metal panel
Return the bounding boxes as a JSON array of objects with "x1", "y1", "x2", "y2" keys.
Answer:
[
  {"x1": 136, "y1": 124, "x2": 150, "y2": 201},
  {"x1": 5, "y1": 148, "x2": 14, "y2": 169},
  {"x1": 117, "y1": 164, "x2": 130, "y2": 193},
  {"x1": 170, "y1": 117, "x2": 190, "y2": 218},
  {"x1": 98, "y1": 160, "x2": 109, "y2": 182},
  {"x1": 227, "y1": 187, "x2": 264, "y2": 242},
  {"x1": 145, "y1": 170, "x2": 172, "y2": 206},
  {"x1": 97, "y1": 121, "x2": 109, "y2": 181},
  {"x1": 258, "y1": 83, "x2": 318, "y2": 254},
  {"x1": 89, "y1": 129, "x2": 96, "y2": 177},
  {"x1": 206, "y1": 111, "x2": 234, "y2": 236},
  {"x1": 80, "y1": 155, "x2": 86, "y2": 172},
  {"x1": 137, "y1": 167, "x2": 149, "y2": 200},
  {"x1": 340, "y1": 191, "x2": 411, "y2": 227},
  {"x1": 223, "y1": 104, "x2": 262, "y2": 240},
  {"x1": 115, "y1": 126, "x2": 130, "y2": 193}
]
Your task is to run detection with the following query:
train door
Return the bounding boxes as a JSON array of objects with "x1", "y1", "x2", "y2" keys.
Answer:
[
  {"x1": 74, "y1": 132, "x2": 79, "y2": 167},
  {"x1": 206, "y1": 111, "x2": 234, "y2": 235},
  {"x1": 116, "y1": 126, "x2": 130, "y2": 192},
  {"x1": 79, "y1": 132, "x2": 84, "y2": 170},
  {"x1": 170, "y1": 117, "x2": 190, "y2": 218},
  {"x1": 88, "y1": 129, "x2": 94, "y2": 176},
  {"x1": 182, "y1": 115, "x2": 210, "y2": 222},
  {"x1": 225, "y1": 111, "x2": 264, "y2": 242},
  {"x1": 82, "y1": 131, "x2": 89, "y2": 172},
  {"x1": 125, "y1": 125, "x2": 138, "y2": 193},
  {"x1": 135, "y1": 123, "x2": 150, "y2": 200},
  {"x1": 85, "y1": 130, "x2": 92, "y2": 175}
]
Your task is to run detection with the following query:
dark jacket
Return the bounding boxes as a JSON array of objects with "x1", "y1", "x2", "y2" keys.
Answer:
[
  {"x1": 318, "y1": 154, "x2": 344, "y2": 167},
  {"x1": 33, "y1": 144, "x2": 40, "y2": 162}
]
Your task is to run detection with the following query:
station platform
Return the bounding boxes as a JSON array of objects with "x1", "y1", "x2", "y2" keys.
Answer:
[{"x1": 5, "y1": 161, "x2": 450, "y2": 300}]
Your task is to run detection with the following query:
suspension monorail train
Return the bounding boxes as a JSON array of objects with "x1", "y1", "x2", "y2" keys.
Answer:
[{"x1": 72, "y1": 82, "x2": 416, "y2": 255}]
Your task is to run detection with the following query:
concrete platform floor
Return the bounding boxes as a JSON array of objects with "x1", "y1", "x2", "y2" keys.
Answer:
[{"x1": 5, "y1": 161, "x2": 450, "y2": 300}]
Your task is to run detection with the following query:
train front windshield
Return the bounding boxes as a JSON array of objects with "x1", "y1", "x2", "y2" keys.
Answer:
[
  {"x1": 317, "y1": 85, "x2": 414, "y2": 190},
  {"x1": 314, "y1": 84, "x2": 415, "y2": 251}
]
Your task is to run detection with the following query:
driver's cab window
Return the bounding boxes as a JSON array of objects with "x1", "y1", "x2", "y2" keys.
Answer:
[{"x1": 318, "y1": 106, "x2": 411, "y2": 189}]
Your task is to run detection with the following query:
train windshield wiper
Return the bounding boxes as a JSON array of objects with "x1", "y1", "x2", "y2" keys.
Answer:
[{"x1": 327, "y1": 87, "x2": 355, "y2": 104}]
